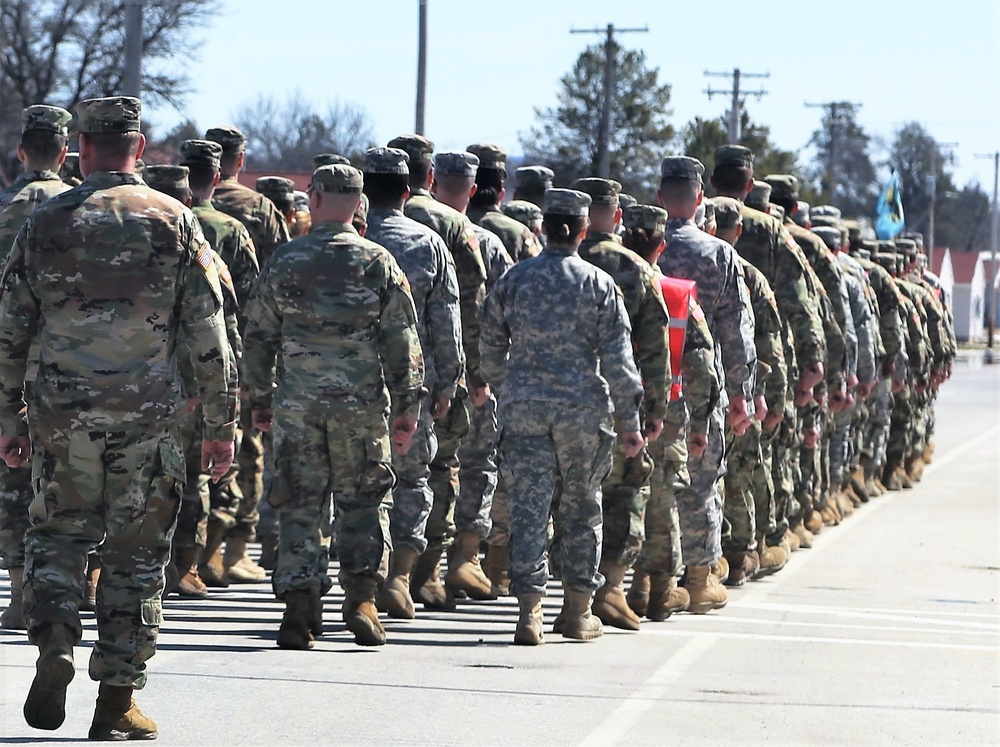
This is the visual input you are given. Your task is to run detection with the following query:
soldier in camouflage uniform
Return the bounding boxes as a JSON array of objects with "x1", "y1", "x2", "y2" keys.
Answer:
[
  {"x1": 571, "y1": 177, "x2": 671, "y2": 631},
  {"x1": 313, "y1": 153, "x2": 351, "y2": 169},
  {"x1": 466, "y1": 143, "x2": 542, "y2": 262},
  {"x1": 621, "y1": 204, "x2": 718, "y2": 620},
  {"x1": 386, "y1": 135, "x2": 492, "y2": 605},
  {"x1": 0, "y1": 97, "x2": 237, "y2": 740},
  {"x1": 480, "y1": 188, "x2": 645, "y2": 646},
  {"x1": 256, "y1": 176, "x2": 297, "y2": 228},
  {"x1": 204, "y1": 125, "x2": 290, "y2": 584},
  {"x1": 243, "y1": 164, "x2": 424, "y2": 649},
  {"x1": 361, "y1": 148, "x2": 464, "y2": 620},
  {"x1": 655, "y1": 156, "x2": 757, "y2": 613},
  {"x1": 432, "y1": 151, "x2": 516, "y2": 598},
  {"x1": 0, "y1": 105, "x2": 72, "y2": 631},
  {"x1": 503, "y1": 199, "x2": 543, "y2": 239},
  {"x1": 512, "y1": 165, "x2": 553, "y2": 208}
]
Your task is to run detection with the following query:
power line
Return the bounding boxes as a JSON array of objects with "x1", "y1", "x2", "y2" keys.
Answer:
[
  {"x1": 975, "y1": 151, "x2": 999, "y2": 361},
  {"x1": 570, "y1": 23, "x2": 648, "y2": 178},
  {"x1": 703, "y1": 68, "x2": 769, "y2": 143}
]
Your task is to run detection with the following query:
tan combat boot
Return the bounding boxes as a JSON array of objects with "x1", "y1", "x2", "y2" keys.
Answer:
[
  {"x1": 343, "y1": 577, "x2": 386, "y2": 647},
  {"x1": 723, "y1": 551, "x2": 759, "y2": 587},
  {"x1": 276, "y1": 590, "x2": 315, "y2": 650},
  {"x1": 444, "y1": 531, "x2": 495, "y2": 600},
  {"x1": 626, "y1": 569, "x2": 651, "y2": 618},
  {"x1": 88, "y1": 683, "x2": 157, "y2": 741},
  {"x1": 410, "y1": 548, "x2": 454, "y2": 610},
  {"x1": 171, "y1": 546, "x2": 208, "y2": 599},
  {"x1": 80, "y1": 555, "x2": 100, "y2": 612},
  {"x1": 792, "y1": 523, "x2": 814, "y2": 549},
  {"x1": 1, "y1": 566, "x2": 26, "y2": 630},
  {"x1": 486, "y1": 544, "x2": 510, "y2": 597},
  {"x1": 647, "y1": 574, "x2": 690, "y2": 621},
  {"x1": 836, "y1": 489, "x2": 857, "y2": 515},
  {"x1": 592, "y1": 561, "x2": 640, "y2": 631},
  {"x1": 896, "y1": 466, "x2": 914, "y2": 490},
  {"x1": 710, "y1": 556, "x2": 730, "y2": 585},
  {"x1": 559, "y1": 589, "x2": 604, "y2": 641},
  {"x1": 849, "y1": 465, "x2": 870, "y2": 503},
  {"x1": 756, "y1": 537, "x2": 788, "y2": 577},
  {"x1": 905, "y1": 455, "x2": 925, "y2": 482},
  {"x1": 513, "y1": 593, "x2": 544, "y2": 646},
  {"x1": 23, "y1": 623, "x2": 76, "y2": 731},
  {"x1": 922, "y1": 442, "x2": 935, "y2": 464},
  {"x1": 804, "y1": 509, "x2": 824, "y2": 535},
  {"x1": 684, "y1": 565, "x2": 728, "y2": 614},
  {"x1": 379, "y1": 547, "x2": 419, "y2": 619},
  {"x1": 861, "y1": 456, "x2": 883, "y2": 497},
  {"x1": 785, "y1": 528, "x2": 801, "y2": 552},
  {"x1": 199, "y1": 521, "x2": 229, "y2": 588},
  {"x1": 223, "y1": 534, "x2": 267, "y2": 583}
]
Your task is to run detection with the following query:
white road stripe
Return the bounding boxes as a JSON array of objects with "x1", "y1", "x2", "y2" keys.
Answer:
[{"x1": 637, "y1": 628, "x2": 999, "y2": 652}]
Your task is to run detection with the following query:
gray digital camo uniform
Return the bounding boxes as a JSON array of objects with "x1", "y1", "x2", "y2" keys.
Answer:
[{"x1": 480, "y1": 245, "x2": 643, "y2": 596}]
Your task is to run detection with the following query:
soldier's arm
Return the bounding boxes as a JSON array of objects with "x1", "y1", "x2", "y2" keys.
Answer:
[
  {"x1": 774, "y1": 229, "x2": 825, "y2": 370},
  {"x1": 632, "y1": 275, "x2": 671, "y2": 421},
  {"x1": 425, "y1": 246, "x2": 464, "y2": 400},
  {"x1": 714, "y1": 251, "x2": 756, "y2": 399},
  {"x1": 848, "y1": 279, "x2": 877, "y2": 385},
  {"x1": 682, "y1": 303, "x2": 719, "y2": 437},
  {"x1": 242, "y1": 265, "x2": 281, "y2": 413},
  {"x1": 478, "y1": 280, "x2": 511, "y2": 391},
  {"x1": 597, "y1": 283, "x2": 644, "y2": 433},
  {"x1": 230, "y1": 227, "x2": 260, "y2": 312},
  {"x1": 378, "y1": 259, "x2": 425, "y2": 421},
  {"x1": 0, "y1": 225, "x2": 39, "y2": 437},
  {"x1": 452, "y1": 221, "x2": 488, "y2": 390}
]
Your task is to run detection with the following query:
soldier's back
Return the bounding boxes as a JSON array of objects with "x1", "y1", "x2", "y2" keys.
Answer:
[
  {"x1": 469, "y1": 204, "x2": 540, "y2": 262},
  {"x1": 212, "y1": 177, "x2": 288, "y2": 264},
  {"x1": 0, "y1": 171, "x2": 70, "y2": 261}
]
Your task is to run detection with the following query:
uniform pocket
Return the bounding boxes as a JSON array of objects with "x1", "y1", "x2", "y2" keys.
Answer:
[{"x1": 140, "y1": 597, "x2": 164, "y2": 626}]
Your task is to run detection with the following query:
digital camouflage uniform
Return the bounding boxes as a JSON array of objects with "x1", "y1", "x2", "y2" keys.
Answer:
[
  {"x1": 0, "y1": 108, "x2": 237, "y2": 691},
  {"x1": 243, "y1": 213, "x2": 423, "y2": 598}
]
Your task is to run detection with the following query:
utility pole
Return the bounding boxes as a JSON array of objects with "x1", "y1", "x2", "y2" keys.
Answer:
[
  {"x1": 570, "y1": 23, "x2": 648, "y2": 178},
  {"x1": 704, "y1": 68, "x2": 769, "y2": 143},
  {"x1": 927, "y1": 141, "x2": 958, "y2": 271},
  {"x1": 804, "y1": 101, "x2": 858, "y2": 203},
  {"x1": 415, "y1": 0, "x2": 428, "y2": 135},
  {"x1": 123, "y1": 0, "x2": 144, "y2": 98},
  {"x1": 977, "y1": 151, "x2": 999, "y2": 363}
]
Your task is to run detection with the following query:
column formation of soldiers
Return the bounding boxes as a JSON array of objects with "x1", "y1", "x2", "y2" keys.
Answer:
[{"x1": 0, "y1": 98, "x2": 955, "y2": 740}]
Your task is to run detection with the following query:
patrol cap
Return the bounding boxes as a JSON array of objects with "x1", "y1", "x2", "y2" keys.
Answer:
[
  {"x1": 144, "y1": 164, "x2": 189, "y2": 192},
  {"x1": 515, "y1": 165, "x2": 554, "y2": 193},
  {"x1": 180, "y1": 139, "x2": 223, "y2": 169},
  {"x1": 902, "y1": 231, "x2": 924, "y2": 248},
  {"x1": 543, "y1": 188, "x2": 591, "y2": 217},
  {"x1": 256, "y1": 176, "x2": 296, "y2": 201},
  {"x1": 293, "y1": 190, "x2": 310, "y2": 212},
  {"x1": 364, "y1": 147, "x2": 409, "y2": 175},
  {"x1": 810, "y1": 214, "x2": 840, "y2": 228},
  {"x1": 710, "y1": 196, "x2": 743, "y2": 231},
  {"x1": 76, "y1": 96, "x2": 141, "y2": 134},
  {"x1": 746, "y1": 180, "x2": 772, "y2": 212},
  {"x1": 466, "y1": 143, "x2": 506, "y2": 171},
  {"x1": 895, "y1": 238, "x2": 917, "y2": 258},
  {"x1": 22, "y1": 105, "x2": 72, "y2": 136},
  {"x1": 811, "y1": 225, "x2": 842, "y2": 251},
  {"x1": 618, "y1": 193, "x2": 638, "y2": 209},
  {"x1": 874, "y1": 252, "x2": 898, "y2": 273},
  {"x1": 355, "y1": 193, "x2": 370, "y2": 224},
  {"x1": 856, "y1": 248, "x2": 872, "y2": 260},
  {"x1": 502, "y1": 199, "x2": 543, "y2": 227},
  {"x1": 388, "y1": 134, "x2": 434, "y2": 163},
  {"x1": 860, "y1": 239, "x2": 880, "y2": 253},
  {"x1": 434, "y1": 150, "x2": 479, "y2": 177},
  {"x1": 764, "y1": 174, "x2": 799, "y2": 202},
  {"x1": 572, "y1": 177, "x2": 622, "y2": 206},
  {"x1": 623, "y1": 204, "x2": 668, "y2": 233},
  {"x1": 311, "y1": 164, "x2": 364, "y2": 193},
  {"x1": 205, "y1": 125, "x2": 246, "y2": 154},
  {"x1": 313, "y1": 153, "x2": 350, "y2": 168},
  {"x1": 811, "y1": 204, "x2": 842, "y2": 219},
  {"x1": 714, "y1": 144, "x2": 754, "y2": 169},
  {"x1": 793, "y1": 200, "x2": 811, "y2": 227},
  {"x1": 660, "y1": 155, "x2": 705, "y2": 182}
]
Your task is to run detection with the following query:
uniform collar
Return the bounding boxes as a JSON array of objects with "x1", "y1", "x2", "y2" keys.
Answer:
[{"x1": 83, "y1": 170, "x2": 145, "y2": 188}]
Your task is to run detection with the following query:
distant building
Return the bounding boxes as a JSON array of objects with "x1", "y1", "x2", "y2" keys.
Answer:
[{"x1": 933, "y1": 249, "x2": 986, "y2": 342}]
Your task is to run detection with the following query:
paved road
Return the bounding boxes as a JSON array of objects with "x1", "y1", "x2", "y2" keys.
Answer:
[{"x1": 2, "y1": 354, "x2": 998, "y2": 745}]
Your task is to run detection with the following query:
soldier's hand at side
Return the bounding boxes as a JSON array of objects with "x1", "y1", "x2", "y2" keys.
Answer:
[
  {"x1": 891, "y1": 377, "x2": 905, "y2": 393},
  {"x1": 762, "y1": 409, "x2": 784, "y2": 431},
  {"x1": 252, "y1": 409, "x2": 273, "y2": 432},
  {"x1": 391, "y1": 416, "x2": 418, "y2": 455},
  {"x1": 800, "y1": 362, "x2": 824, "y2": 390},
  {"x1": 803, "y1": 427, "x2": 820, "y2": 448},
  {"x1": 753, "y1": 394, "x2": 768, "y2": 423},
  {"x1": 621, "y1": 431, "x2": 645, "y2": 459},
  {"x1": 688, "y1": 432, "x2": 708, "y2": 457},
  {"x1": 0, "y1": 436, "x2": 31, "y2": 468},
  {"x1": 881, "y1": 359, "x2": 896, "y2": 378},
  {"x1": 857, "y1": 380, "x2": 875, "y2": 399},
  {"x1": 644, "y1": 418, "x2": 664, "y2": 442},
  {"x1": 185, "y1": 397, "x2": 199, "y2": 414},
  {"x1": 794, "y1": 386, "x2": 813, "y2": 408},
  {"x1": 202, "y1": 439, "x2": 235, "y2": 483},
  {"x1": 471, "y1": 386, "x2": 491, "y2": 408},
  {"x1": 727, "y1": 395, "x2": 751, "y2": 435},
  {"x1": 829, "y1": 385, "x2": 847, "y2": 412},
  {"x1": 430, "y1": 393, "x2": 451, "y2": 420}
]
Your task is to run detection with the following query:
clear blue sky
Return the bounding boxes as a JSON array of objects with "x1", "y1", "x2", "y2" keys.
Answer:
[{"x1": 149, "y1": 0, "x2": 1000, "y2": 190}]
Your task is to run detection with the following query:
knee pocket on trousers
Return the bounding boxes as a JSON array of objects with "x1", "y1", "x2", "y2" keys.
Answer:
[{"x1": 140, "y1": 597, "x2": 164, "y2": 626}]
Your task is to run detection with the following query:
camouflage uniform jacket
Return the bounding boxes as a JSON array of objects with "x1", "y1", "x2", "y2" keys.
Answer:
[
  {"x1": 837, "y1": 255, "x2": 877, "y2": 385},
  {"x1": 472, "y1": 224, "x2": 514, "y2": 292},
  {"x1": 736, "y1": 211, "x2": 825, "y2": 370},
  {"x1": 243, "y1": 220, "x2": 424, "y2": 420},
  {"x1": 894, "y1": 283, "x2": 929, "y2": 381},
  {"x1": 856, "y1": 256, "x2": 905, "y2": 367},
  {"x1": 0, "y1": 170, "x2": 237, "y2": 442},
  {"x1": 405, "y1": 188, "x2": 488, "y2": 389},
  {"x1": 365, "y1": 206, "x2": 463, "y2": 400},
  {"x1": 212, "y1": 176, "x2": 289, "y2": 266},
  {"x1": 658, "y1": 218, "x2": 756, "y2": 401},
  {"x1": 0, "y1": 170, "x2": 70, "y2": 261},
  {"x1": 480, "y1": 243, "x2": 643, "y2": 431},
  {"x1": 904, "y1": 273, "x2": 952, "y2": 371},
  {"x1": 738, "y1": 258, "x2": 787, "y2": 415},
  {"x1": 468, "y1": 204, "x2": 541, "y2": 262},
  {"x1": 579, "y1": 231, "x2": 672, "y2": 421},
  {"x1": 192, "y1": 198, "x2": 260, "y2": 328}
]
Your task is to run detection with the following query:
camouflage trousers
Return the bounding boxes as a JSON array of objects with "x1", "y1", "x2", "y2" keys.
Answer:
[
  {"x1": 683, "y1": 406, "x2": 725, "y2": 567},
  {"x1": 830, "y1": 405, "x2": 856, "y2": 490},
  {"x1": 886, "y1": 388, "x2": 914, "y2": 465},
  {"x1": 499, "y1": 401, "x2": 613, "y2": 595},
  {"x1": 724, "y1": 419, "x2": 775, "y2": 553},
  {"x1": 23, "y1": 427, "x2": 184, "y2": 689},
  {"x1": 456, "y1": 394, "x2": 497, "y2": 540},
  {"x1": 425, "y1": 395, "x2": 471, "y2": 552},
  {"x1": 389, "y1": 399, "x2": 436, "y2": 554},
  {"x1": 233, "y1": 402, "x2": 264, "y2": 541},
  {"x1": 0, "y1": 461, "x2": 33, "y2": 568},
  {"x1": 487, "y1": 478, "x2": 509, "y2": 547},
  {"x1": 635, "y1": 436, "x2": 687, "y2": 578},
  {"x1": 769, "y1": 404, "x2": 799, "y2": 533},
  {"x1": 268, "y1": 408, "x2": 393, "y2": 598},
  {"x1": 601, "y1": 438, "x2": 654, "y2": 568},
  {"x1": 862, "y1": 379, "x2": 893, "y2": 466}
]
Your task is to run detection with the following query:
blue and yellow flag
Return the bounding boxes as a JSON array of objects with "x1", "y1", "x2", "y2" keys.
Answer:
[{"x1": 875, "y1": 170, "x2": 905, "y2": 240}]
